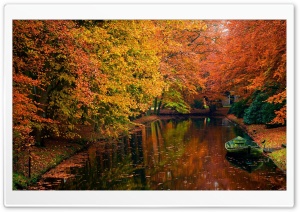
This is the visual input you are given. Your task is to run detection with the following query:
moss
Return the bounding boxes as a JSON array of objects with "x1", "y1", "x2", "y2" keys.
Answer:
[
  {"x1": 13, "y1": 173, "x2": 28, "y2": 190},
  {"x1": 269, "y1": 149, "x2": 286, "y2": 171},
  {"x1": 13, "y1": 172, "x2": 42, "y2": 190}
]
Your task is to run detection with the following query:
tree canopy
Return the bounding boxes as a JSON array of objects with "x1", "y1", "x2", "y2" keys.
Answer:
[{"x1": 13, "y1": 20, "x2": 287, "y2": 150}]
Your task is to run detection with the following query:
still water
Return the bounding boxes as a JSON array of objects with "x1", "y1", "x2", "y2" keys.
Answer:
[{"x1": 31, "y1": 117, "x2": 286, "y2": 190}]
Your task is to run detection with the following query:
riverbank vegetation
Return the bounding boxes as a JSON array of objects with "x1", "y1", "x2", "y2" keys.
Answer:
[
  {"x1": 226, "y1": 114, "x2": 286, "y2": 171},
  {"x1": 13, "y1": 20, "x2": 287, "y2": 188}
]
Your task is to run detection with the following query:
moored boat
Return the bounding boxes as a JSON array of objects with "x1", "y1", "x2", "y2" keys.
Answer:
[{"x1": 225, "y1": 136, "x2": 263, "y2": 155}]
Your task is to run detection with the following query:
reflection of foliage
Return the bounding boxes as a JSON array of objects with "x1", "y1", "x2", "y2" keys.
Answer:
[
  {"x1": 163, "y1": 120, "x2": 190, "y2": 144},
  {"x1": 151, "y1": 120, "x2": 189, "y2": 172},
  {"x1": 96, "y1": 154, "x2": 141, "y2": 190}
]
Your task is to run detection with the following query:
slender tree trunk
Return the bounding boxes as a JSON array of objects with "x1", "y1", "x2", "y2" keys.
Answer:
[
  {"x1": 157, "y1": 98, "x2": 163, "y2": 115},
  {"x1": 146, "y1": 106, "x2": 152, "y2": 116},
  {"x1": 156, "y1": 92, "x2": 165, "y2": 115},
  {"x1": 28, "y1": 154, "x2": 31, "y2": 178},
  {"x1": 153, "y1": 97, "x2": 158, "y2": 114}
]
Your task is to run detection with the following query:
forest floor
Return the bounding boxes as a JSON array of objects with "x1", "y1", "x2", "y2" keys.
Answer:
[{"x1": 13, "y1": 107, "x2": 286, "y2": 189}]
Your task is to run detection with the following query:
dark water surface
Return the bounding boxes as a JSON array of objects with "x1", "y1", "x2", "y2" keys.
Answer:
[{"x1": 31, "y1": 117, "x2": 286, "y2": 190}]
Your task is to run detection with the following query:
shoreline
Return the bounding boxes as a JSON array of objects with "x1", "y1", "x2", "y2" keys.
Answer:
[
  {"x1": 157, "y1": 107, "x2": 286, "y2": 172},
  {"x1": 13, "y1": 114, "x2": 162, "y2": 189},
  {"x1": 225, "y1": 114, "x2": 286, "y2": 172},
  {"x1": 14, "y1": 107, "x2": 286, "y2": 189}
]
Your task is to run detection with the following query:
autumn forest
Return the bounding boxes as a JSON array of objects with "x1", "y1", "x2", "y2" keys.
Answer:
[{"x1": 13, "y1": 20, "x2": 287, "y2": 189}]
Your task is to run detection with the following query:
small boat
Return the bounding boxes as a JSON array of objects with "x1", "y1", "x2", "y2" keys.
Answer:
[{"x1": 225, "y1": 136, "x2": 263, "y2": 155}]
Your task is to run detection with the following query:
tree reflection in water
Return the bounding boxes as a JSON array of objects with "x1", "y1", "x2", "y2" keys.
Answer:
[{"x1": 30, "y1": 117, "x2": 286, "y2": 190}]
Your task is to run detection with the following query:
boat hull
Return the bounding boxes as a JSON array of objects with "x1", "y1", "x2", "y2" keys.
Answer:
[
  {"x1": 225, "y1": 136, "x2": 263, "y2": 156},
  {"x1": 225, "y1": 146, "x2": 263, "y2": 156}
]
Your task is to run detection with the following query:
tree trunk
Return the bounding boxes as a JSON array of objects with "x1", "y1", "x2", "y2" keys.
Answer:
[
  {"x1": 146, "y1": 106, "x2": 152, "y2": 116},
  {"x1": 153, "y1": 97, "x2": 158, "y2": 114},
  {"x1": 156, "y1": 92, "x2": 165, "y2": 115},
  {"x1": 157, "y1": 98, "x2": 163, "y2": 115}
]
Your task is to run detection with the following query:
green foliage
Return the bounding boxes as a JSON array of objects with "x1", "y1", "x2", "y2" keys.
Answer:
[
  {"x1": 163, "y1": 86, "x2": 191, "y2": 114},
  {"x1": 13, "y1": 173, "x2": 28, "y2": 190},
  {"x1": 164, "y1": 101, "x2": 190, "y2": 114},
  {"x1": 243, "y1": 90, "x2": 284, "y2": 124},
  {"x1": 228, "y1": 99, "x2": 248, "y2": 118}
]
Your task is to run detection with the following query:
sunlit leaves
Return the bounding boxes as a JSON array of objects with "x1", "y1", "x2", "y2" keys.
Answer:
[
  {"x1": 75, "y1": 20, "x2": 164, "y2": 135},
  {"x1": 13, "y1": 19, "x2": 287, "y2": 151}
]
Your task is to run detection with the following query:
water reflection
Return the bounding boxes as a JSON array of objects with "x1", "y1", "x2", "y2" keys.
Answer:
[
  {"x1": 225, "y1": 154, "x2": 264, "y2": 173},
  {"x1": 31, "y1": 117, "x2": 286, "y2": 190}
]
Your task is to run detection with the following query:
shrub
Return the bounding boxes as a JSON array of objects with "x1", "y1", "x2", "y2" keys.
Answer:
[
  {"x1": 243, "y1": 91, "x2": 284, "y2": 125},
  {"x1": 228, "y1": 99, "x2": 248, "y2": 118}
]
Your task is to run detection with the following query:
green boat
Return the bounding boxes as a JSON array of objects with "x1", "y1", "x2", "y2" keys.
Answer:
[{"x1": 225, "y1": 136, "x2": 263, "y2": 155}]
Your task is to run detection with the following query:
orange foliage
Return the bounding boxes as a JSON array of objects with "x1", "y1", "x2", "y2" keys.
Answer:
[
  {"x1": 13, "y1": 20, "x2": 287, "y2": 150},
  {"x1": 205, "y1": 20, "x2": 286, "y2": 123}
]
